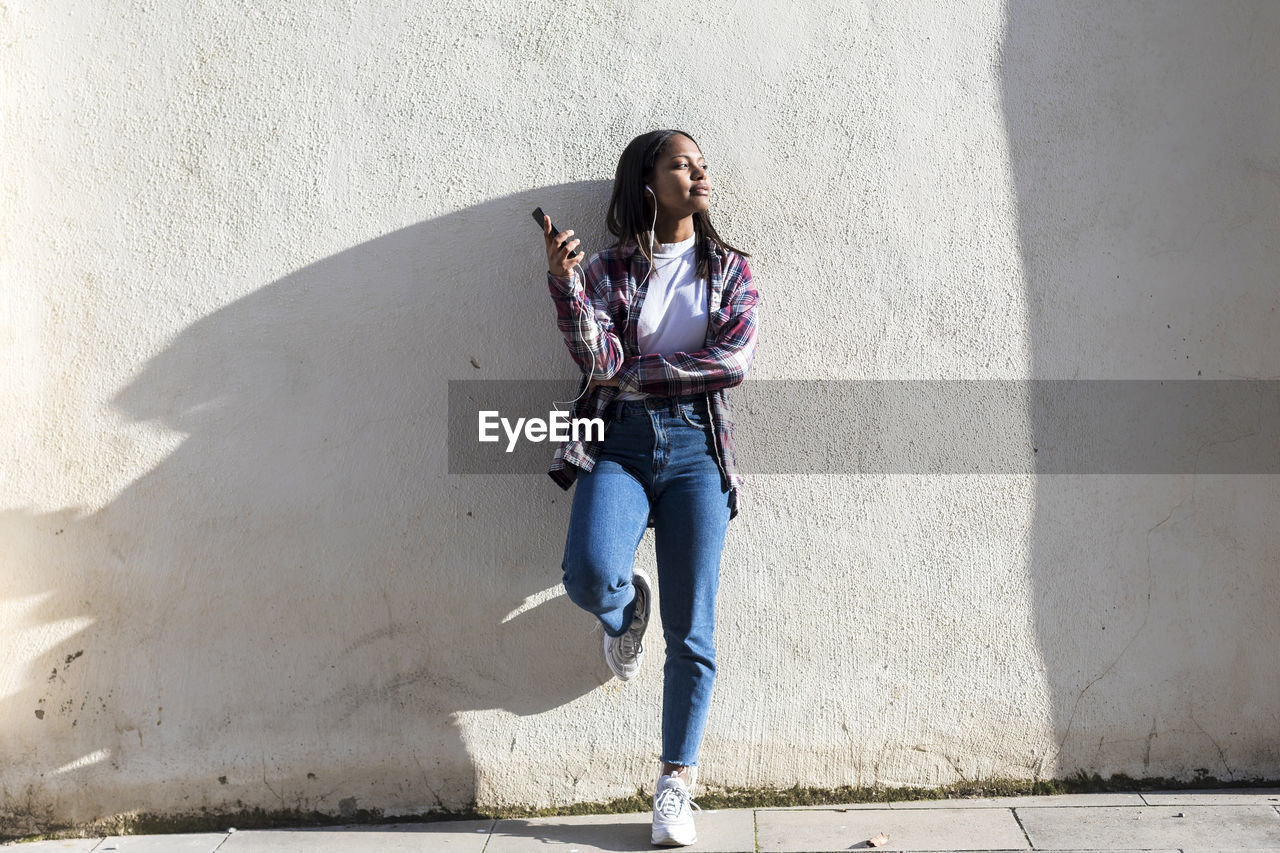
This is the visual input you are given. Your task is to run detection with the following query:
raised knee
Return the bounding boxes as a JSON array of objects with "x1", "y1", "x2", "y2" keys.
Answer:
[{"x1": 562, "y1": 557, "x2": 628, "y2": 610}]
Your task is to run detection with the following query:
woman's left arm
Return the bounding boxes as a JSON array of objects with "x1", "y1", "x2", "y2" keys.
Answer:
[{"x1": 611, "y1": 255, "x2": 759, "y2": 396}]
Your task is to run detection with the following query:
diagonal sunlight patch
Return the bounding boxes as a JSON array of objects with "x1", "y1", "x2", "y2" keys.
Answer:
[
  {"x1": 0, "y1": 597, "x2": 97, "y2": 702},
  {"x1": 52, "y1": 747, "x2": 112, "y2": 775},
  {"x1": 500, "y1": 584, "x2": 566, "y2": 625}
]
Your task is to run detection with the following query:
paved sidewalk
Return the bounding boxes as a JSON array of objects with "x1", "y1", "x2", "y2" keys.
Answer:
[{"x1": 5, "y1": 788, "x2": 1280, "y2": 852}]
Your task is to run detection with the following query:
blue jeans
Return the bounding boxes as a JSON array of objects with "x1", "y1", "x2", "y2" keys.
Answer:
[{"x1": 560, "y1": 392, "x2": 733, "y2": 767}]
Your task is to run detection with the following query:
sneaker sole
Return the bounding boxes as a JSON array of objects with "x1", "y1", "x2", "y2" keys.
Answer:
[
  {"x1": 602, "y1": 630, "x2": 639, "y2": 681},
  {"x1": 651, "y1": 827, "x2": 696, "y2": 846},
  {"x1": 603, "y1": 569, "x2": 652, "y2": 681}
]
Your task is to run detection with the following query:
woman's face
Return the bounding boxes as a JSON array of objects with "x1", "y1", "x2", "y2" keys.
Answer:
[{"x1": 645, "y1": 134, "x2": 710, "y2": 220}]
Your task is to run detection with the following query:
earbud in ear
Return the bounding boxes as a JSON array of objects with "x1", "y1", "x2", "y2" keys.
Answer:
[{"x1": 645, "y1": 185, "x2": 654, "y2": 196}]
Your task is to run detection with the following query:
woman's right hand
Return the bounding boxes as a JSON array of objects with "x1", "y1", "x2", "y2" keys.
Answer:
[{"x1": 542, "y1": 214, "x2": 584, "y2": 278}]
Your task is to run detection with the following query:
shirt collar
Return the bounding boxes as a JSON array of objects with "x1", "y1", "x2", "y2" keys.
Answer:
[{"x1": 618, "y1": 235, "x2": 724, "y2": 260}]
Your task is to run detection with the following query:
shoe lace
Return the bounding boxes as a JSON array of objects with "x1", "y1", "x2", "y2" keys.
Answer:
[
  {"x1": 618, "y1": 629, "x2": 643, "y2": 660},
  {"x1": 655, "y1": 779, "x2": 702, "y2": 821},
  {"x1": 617, "y1": 589, "x2": 647, "y2": 659}
]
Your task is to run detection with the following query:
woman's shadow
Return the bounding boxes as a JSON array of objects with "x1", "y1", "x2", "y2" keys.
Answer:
[{"x1": 2, "y1": 181, "x2": 626, "y2": 834}]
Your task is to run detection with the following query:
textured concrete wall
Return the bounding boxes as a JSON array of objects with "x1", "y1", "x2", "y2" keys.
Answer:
[{"x1": 3, "y1": 0, "x2": 1278, "y2": 832}]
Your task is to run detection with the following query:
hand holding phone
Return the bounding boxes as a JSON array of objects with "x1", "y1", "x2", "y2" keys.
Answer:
[{"x1": 533, "y1": 206, "x2": 583, "y2": 277}]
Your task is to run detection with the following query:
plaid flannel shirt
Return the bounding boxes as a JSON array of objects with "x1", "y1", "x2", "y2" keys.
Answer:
[{"x1": 545, "y1": 235, "x2": 759, "y2": 524}]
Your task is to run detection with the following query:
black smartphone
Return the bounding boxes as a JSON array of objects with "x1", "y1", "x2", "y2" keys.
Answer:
[{"x1": 532, "y1": 206, "x2": 580, "y2": 258}]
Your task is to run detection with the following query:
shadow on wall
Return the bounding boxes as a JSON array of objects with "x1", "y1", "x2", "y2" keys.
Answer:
[
  {"x1": 1003, "y1": 2, "x2": 1280, "y2": 779},
  {"x1": 1, "y1": 181, "x2": 619, "y2": 834}
]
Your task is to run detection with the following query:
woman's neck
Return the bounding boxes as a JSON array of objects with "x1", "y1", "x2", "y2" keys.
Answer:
[{"x1": 653, "y1": 213, "x2": 695, "y2": 244}]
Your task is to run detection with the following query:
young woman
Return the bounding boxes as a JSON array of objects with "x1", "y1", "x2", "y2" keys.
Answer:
[{"x1": 539, "y1": 129, "x2": 759, "y2": 847}]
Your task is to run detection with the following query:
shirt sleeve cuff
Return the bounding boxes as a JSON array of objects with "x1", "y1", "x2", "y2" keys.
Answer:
[{"x1": 547, "y1": 269, "x2": 580, "y2": 296}]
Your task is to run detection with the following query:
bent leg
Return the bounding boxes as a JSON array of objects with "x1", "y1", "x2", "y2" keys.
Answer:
[{"x1": 561, "y1": 458, "x2": 651, "y2": 637}]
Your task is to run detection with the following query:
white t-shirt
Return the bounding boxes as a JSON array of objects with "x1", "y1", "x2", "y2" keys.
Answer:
[{"x1": 616, "y1": 234, "x2": 709, "y2": 401}]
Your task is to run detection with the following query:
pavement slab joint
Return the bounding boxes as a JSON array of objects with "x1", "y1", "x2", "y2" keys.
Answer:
[{"x1": 5, "y1": 789, "x2": 1280, "y2": 852}]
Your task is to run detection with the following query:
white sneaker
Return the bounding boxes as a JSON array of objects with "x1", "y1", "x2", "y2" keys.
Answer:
[
  {"x1": 603, "y1": 568, "x2": 652, "y2": 681},
  {"x1": 651, "y1": 767, "x2": 700, "y2": 846}
]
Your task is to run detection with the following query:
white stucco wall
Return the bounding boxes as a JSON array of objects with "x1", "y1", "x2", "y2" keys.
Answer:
[{"x1": 3, "y1": 0, "x2": 1278, "y2": 832}]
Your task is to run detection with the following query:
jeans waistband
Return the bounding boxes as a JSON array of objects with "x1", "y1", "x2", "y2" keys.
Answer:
[{"x1": 611, "y1": 392, "x2": 707, "y2": 419}]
